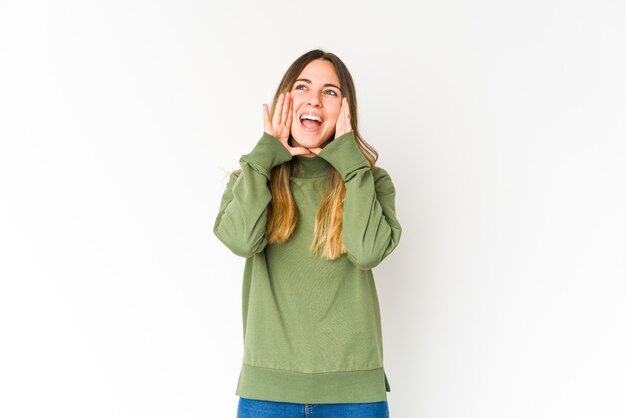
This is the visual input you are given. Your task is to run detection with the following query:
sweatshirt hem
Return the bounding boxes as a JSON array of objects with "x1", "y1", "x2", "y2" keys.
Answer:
[{"x1": 235, "y1": 363, "x2": 389, "y2": 404}]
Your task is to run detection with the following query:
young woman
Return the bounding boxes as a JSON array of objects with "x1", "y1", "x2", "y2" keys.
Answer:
[{"x1": 214, "y1": 49, "x2": 402, "y2": 418}]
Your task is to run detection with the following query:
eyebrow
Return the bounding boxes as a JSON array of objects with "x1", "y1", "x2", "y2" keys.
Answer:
[{"x1": 294, "y1": 78, "x2": 342, "y2": 92}]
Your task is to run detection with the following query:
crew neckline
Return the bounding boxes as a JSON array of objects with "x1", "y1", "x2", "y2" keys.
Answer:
[{"x1": 291, "y1": 155, "x2": 333, "y2": 178}]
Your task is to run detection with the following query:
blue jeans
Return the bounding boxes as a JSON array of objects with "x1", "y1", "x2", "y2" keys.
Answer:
[{"x1": 237, "y1": 397, "x2": 390, "y2": 418}]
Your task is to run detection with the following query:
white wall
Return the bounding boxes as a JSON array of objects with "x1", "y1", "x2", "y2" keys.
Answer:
[{"x1": 1, "y1": 1, "x2": 624, "y2": 417}]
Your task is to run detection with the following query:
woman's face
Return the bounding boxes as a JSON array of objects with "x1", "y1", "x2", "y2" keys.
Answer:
[{"x1": 289, "y1": 59, "x2": 343, "y2": 149}]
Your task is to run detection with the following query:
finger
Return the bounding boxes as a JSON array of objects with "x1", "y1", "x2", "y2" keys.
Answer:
[
  {"x1": 289, "y1": 146, "x2": 313, "y2": 156},
  {"x1": 273, "y1": 93, "x2": 284, "y2": 126},
  {"x1": 281, "y1": 92, "x2": 290, "y2": 126},
  {"x1": 335, "y1": 101, "x2": 345, "y2": 137},
  {"x1": 343, "y1": 98, "x2": 350, "y2": 130},
  {"x1": 340, "y1": 97, "x2": 345, "y2": 113},
  {"x1": 338, "y1": 97, "x2": 344, "y2": 118},
  {"x1": 286, "y1": 96, "x2": 293, "y2": 129},
  {"x1": 263, "y1": 104, "x2": 271, "y2": 133}
]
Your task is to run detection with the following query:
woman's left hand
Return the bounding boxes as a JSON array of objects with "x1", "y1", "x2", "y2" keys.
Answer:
[
  {"x1": 307, "y1": 97, "x2": 352, "y2": 156},
  {"x1": 334, "y1": 97, "x2": 352, "y2": 139}
]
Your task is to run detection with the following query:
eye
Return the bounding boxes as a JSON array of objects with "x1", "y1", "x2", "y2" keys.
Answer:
[
  {"x1": 294, "y1": 84, "x2": 306, "y2": 90},
  {"x1": 324, "y1": 89, "x2": 338, "y2": 96}
]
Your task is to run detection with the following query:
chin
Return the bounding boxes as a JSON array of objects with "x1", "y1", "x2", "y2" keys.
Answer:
[
  {"x1": 300, "y1": 139, "x2": 324, "y2": 148},
  {"x1": 292, "y1": 132, "x2": 333, "y2": 149}
]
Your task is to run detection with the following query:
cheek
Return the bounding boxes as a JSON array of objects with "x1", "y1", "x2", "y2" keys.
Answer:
[
  {"x1": 291, "y1": 95, "x2": 306, "y2": 109},
  {"x1": 326, "y1": 106, "x2": 341, "y2": 124},
  {"x1": 290, "y1": 97, "x2": 303, "y2": 124}
]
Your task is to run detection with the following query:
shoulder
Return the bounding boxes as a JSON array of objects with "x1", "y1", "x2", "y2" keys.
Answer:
[{"x1": 372, "y1": 165, "x2": 397, "y2": 195}]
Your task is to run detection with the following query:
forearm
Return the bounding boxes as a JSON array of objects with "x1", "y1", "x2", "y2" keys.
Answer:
[
  {"x1": 318, "y1": 132, "x2": 402, "y2": 269},
  {"x1": 214, "y1": 132, "x2": 292, "y2": 257}
]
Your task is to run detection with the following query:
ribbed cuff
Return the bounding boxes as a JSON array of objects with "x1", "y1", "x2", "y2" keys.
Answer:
[
  {"x1": 240, "y1": 132, "x2": 293, "y2": 178},
  {"x1": 318, "y1": 131, "x2": 370, "y2": 180}
]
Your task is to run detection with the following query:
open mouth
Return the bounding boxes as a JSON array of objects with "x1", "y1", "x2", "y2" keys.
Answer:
[{"x1": 299, "y1": 113, "x2": 323, "y2": 131}]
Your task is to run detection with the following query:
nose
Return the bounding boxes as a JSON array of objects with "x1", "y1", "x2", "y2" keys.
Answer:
[{"x1": 306, "y1": 91, "x2": 322, "y2": 107}]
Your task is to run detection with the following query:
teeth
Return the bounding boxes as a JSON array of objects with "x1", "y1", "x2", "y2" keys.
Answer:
[{"x1": 300, "y1": 114, "x2": 322, "y2": 122}]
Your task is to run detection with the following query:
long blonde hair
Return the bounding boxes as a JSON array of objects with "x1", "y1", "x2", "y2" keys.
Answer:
[{"x1": 252, "y1": 50, "x2": 379, "y2": 260}]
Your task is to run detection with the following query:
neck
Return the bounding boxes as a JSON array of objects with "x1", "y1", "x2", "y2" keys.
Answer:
[{"x1": 291, "y1": 155, "x2": 332, "y2": 178}]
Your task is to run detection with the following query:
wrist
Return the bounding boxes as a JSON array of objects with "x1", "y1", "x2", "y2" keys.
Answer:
[
  {"x1": 318, "y1": 131, "x2": 370, "y2": 179},
  {"x1": 240, "y1": 132, "x2": 293, "y2": 178}
]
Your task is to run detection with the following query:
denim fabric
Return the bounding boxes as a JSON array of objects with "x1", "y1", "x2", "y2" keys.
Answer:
[{"x1": 237, "y1": 396, "x2": 390, "y2": 418}]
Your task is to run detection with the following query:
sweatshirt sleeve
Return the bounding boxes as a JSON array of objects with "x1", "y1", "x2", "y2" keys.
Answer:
[
  {"x1": 318, "y1": 131, "x2": 402, "y2": 270},
  {"x1": 213, "y1": 132, "x2": 293, "y2": 258}
]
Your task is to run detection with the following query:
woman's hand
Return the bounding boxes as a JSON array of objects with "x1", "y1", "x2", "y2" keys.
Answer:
[
  {"x1": 307, "y1": 97, "x2": 352, "y2": 156},
  {"x1": 263, "y1": 92, "x2": 311, "y2": 156},
  {"x1": 335, "y1": 97, "x2": 352, "y2": 139}
]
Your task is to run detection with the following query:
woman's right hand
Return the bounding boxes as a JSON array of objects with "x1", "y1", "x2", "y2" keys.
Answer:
[{"x1": 263, "y1": 92, "x2": 312, "y2": 156}]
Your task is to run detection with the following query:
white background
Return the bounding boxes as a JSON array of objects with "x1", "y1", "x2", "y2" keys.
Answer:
[{"x1": 1, "y1": 1, "x2": 625, "y2": 417}]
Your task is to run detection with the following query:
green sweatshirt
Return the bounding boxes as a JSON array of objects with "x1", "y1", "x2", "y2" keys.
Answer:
[{"x1": 213, "y1": 130, "x2": 402, "y2": 404}]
